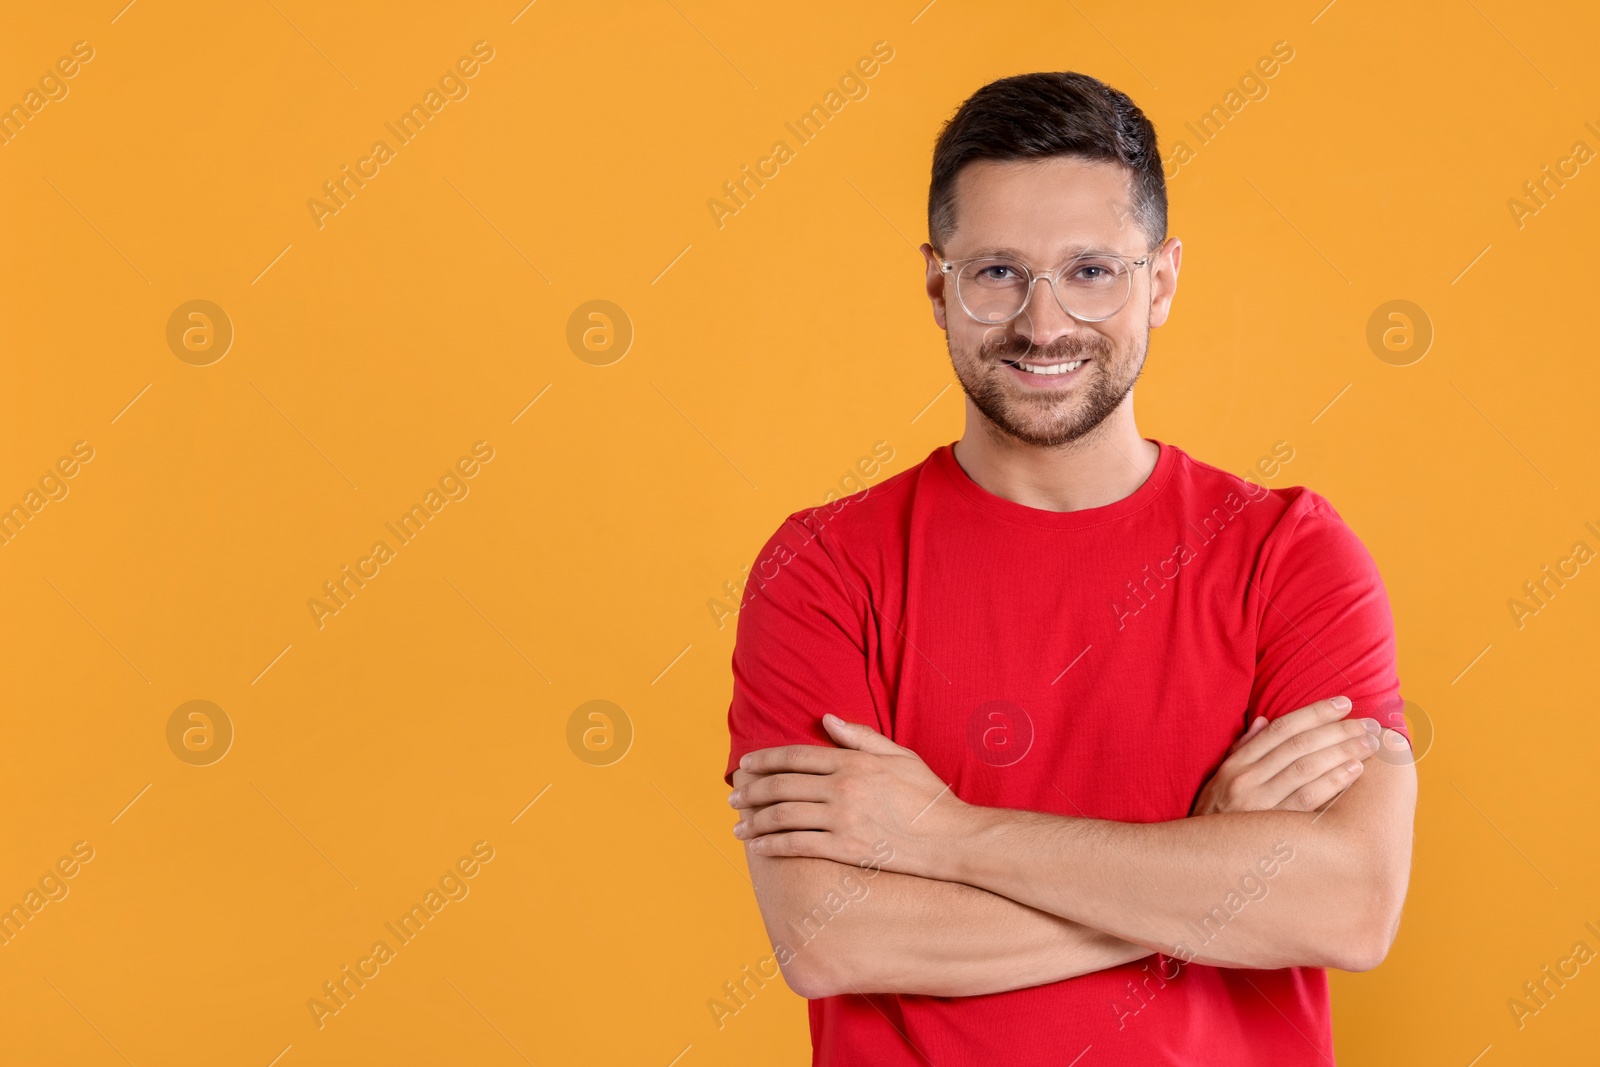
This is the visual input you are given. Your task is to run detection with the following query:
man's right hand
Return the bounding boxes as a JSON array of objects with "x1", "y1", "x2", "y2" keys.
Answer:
[{"x1": 1190, "y1": 697, "x2": 1383, "y2": 817}]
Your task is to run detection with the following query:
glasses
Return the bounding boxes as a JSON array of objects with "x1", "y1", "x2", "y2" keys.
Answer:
[{"x1": 938, "y1": 247, "x2": 1159, "y2": 325}]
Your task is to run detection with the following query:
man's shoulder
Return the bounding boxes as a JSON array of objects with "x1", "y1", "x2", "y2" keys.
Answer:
[
  {"x1": 764, "y1": 447, "x2": 935, "y2": 551},
  {"x1": 1164, "y1": 445, "x2": 1387, "y2": 603},
  {"x1": 1163, "y1": 440, "x2": 1348, "y2": 536},
  {"x1": 736, "y1": 447, "x2": 938, "y2": 615}
]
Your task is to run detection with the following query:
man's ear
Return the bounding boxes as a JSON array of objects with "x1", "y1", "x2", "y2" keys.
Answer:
[
  {"x1": 1147, "y1": 236, "x2": 1182, "y2": 329},
  {"x1": 920, "y1": 242, "x2": 949, "y2": 331}
]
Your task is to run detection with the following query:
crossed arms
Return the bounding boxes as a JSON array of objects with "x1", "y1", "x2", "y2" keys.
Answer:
[{"x1": 728, "y1": 701, "x2": 1416, "y2": 999}]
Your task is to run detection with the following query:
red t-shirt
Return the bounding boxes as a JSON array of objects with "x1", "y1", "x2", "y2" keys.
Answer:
[{"x1": 723, "y1": 438, "x2": 1407, "y2": 1066}]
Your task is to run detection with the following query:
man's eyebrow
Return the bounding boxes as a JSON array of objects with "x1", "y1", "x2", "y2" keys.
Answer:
[{"x1": 963, "y1": 243, "x2": 1122, "y2": 260}]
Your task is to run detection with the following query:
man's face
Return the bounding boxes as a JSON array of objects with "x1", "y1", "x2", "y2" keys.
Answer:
[{"x1": 921, "y1": 157, "x2": 1177, "y2": 449}]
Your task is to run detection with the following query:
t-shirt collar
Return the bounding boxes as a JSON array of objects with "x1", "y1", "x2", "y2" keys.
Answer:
[{"x1": 931, "y1": 437, "x2": 1175, "y2": 530}]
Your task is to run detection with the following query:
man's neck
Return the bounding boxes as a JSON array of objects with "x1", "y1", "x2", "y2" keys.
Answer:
[{"x1": 951, "y1": 404, "x2": 1160, "y2": 514}]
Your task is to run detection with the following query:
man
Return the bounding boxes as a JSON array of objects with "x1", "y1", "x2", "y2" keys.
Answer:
[{"x1": 723, "y1": 71, "x2": 1415, "y2": 1065}]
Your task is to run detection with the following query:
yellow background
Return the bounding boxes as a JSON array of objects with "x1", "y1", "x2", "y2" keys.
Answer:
[{"x1": 1, "y1": 1, "x2": 1596, "y2": 1063}]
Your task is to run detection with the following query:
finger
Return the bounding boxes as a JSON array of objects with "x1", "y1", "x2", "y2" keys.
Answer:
[
  {"x1": 1229, "y1": 697, "x2": 1353, "y2": 767},
  {"x1": 729, "y1": 772, "x2": 833, "y2": 810},
  {"x1": 1373, "y1": 727, "x2": 1416, "y2": 766},
  {"x1": 1257, "y1": 732, "x2": 1380, "y2": 808},
  {"x1": 746, "y1": 830, "x2": 834, "y2": 858},
  {"x1": 730, "y1": 766, "x2": 788, "y2": 791},
  {"x1": 822, "y1": 713, "x2": 907, "y2": 756},
  {"x1": 736, "y1": 800, "x2": 833, "y2": 839},
  {"x1": 1274, "y1": 757, "x2": 1365, "y2": 813},
  {"x1": 1227, "y1": 716, "x2": 1268, "y2": 756},
  {"x1": 740, "y1": 743, "x2": 846, "y2": 776},
  {"x1": 1248, "y1": 717, "x2": 1381, "y2": 782}
]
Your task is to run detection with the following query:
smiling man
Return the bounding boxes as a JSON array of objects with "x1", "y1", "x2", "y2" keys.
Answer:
[{"x1": 723, "y1": 71, "x2": 1415, "y2": 1066}]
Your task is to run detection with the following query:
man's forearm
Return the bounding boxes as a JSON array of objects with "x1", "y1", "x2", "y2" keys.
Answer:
[
  {"x1": 745, "y1": 851, "x2": 1152, "y2": 998},
  {"x1": 946, "y1": 774, "x2": 1413, "y2": 972},
  {"x1": 734, "y1": 714, "x2": 1414, "y2": 979}
]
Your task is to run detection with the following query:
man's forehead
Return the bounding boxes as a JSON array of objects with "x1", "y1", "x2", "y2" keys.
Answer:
[
  {"x1": 949, "y1": 158, "x2": 1141, "y2": 253},
  {"x1": 954, "y1": 156, "x2": 1133, "y2": 204}
]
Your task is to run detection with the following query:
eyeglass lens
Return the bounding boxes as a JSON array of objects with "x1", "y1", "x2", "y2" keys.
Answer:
[{"x1": 956, "y1": 255, "x2": 1135, "y2": 323}]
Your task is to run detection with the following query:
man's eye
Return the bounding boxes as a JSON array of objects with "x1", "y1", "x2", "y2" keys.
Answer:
[{"x1": 1070, "y1": 260, "x2": 1123, "y2": 284}]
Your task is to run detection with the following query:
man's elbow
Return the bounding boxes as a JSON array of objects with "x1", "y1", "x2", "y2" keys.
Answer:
[
  {"x1": 777, "y1": 951, "x2": 851, "y2": 999},
  {"x1": 1329, "y1": 869, "x2": 1409, "y2": 972},
  {"x1": 1333, "y1": 925, "x2": 1397, "y2": 972},
  {"x1": 774, "y1": 929, "x2": 917, "y2": 997},
  {"x1": 781, "y1": 964, "x2": 833, "y2": 1000}
]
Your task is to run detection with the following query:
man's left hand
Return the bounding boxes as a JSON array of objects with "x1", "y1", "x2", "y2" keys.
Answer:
[{"x1": 729, "y1": 714, "x2": 965, "y2": 878}]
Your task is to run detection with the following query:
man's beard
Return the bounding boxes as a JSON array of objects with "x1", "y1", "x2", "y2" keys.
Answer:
[{"x1": 947, "y1": 325, "x2": 1147, "y2": 449}]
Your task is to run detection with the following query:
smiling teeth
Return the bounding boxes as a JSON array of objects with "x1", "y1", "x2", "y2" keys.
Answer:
[{"x1": 1014, "y1": 360, "x2": 1083, "y2": 376}]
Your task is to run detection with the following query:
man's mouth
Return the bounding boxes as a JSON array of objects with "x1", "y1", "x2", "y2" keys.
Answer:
[{"x1": 1000, "y1": 357, "x2": 1089, "y2": 377}]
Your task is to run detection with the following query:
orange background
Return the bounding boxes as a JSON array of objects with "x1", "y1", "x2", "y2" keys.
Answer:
[{"x1": 1, "y1": 1, "x2": 1596, "y2": 1064}]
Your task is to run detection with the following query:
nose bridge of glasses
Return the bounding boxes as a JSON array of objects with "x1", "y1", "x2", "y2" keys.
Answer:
[{"x1": 1011, "y1": 266, "x2": 1077, "y2": 336}]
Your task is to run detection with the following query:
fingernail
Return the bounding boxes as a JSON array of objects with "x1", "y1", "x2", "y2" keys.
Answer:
[
  {"x1": 824, "y1": 713, "x2": 842, "y2": 726},
  {"x1": 1362, "y1": 719, "x2": 1380, "y2": 733},
  {"x1": 1331, "y1": 696, "x2": 1352, "y2": 710},
  {"x1": 732, "y1": 822, "x2": 747, "y2": 838},
  {"x1": 1363, "y1": 735, "x2": 1380, "y2": 751},
  {"x1": 727, "y1": 791, "x2": 742, "y2": 806},
  {"x1": 1345, "y1": 761, "x2": 1363, "y2": 773}
]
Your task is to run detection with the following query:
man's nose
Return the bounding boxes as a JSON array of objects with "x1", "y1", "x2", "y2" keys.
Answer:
[{"x1": 1018, "y1": 275, "x2": 1079, "y2": 347}]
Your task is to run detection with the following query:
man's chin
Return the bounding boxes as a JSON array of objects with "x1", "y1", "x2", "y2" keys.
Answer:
[{"x1": 985, "y1": 408, "x2": 1094, "y2": 447}]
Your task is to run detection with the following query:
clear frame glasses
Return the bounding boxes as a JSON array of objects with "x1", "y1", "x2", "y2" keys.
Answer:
[{"x1": 938, "y1": 246, "x2": 1159, "y2": 325}]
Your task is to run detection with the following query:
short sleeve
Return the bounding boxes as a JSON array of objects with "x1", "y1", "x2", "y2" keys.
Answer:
[
  {"x1": 1248, "y1": 494, "x2": 1409, "y2": 742},
  {"x1": 723, "y1": 511, "x2": 883, "y2": 787}
]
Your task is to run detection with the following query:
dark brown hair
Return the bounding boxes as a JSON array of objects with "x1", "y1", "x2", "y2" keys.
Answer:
[{"x1": 927, "y1": 71, "x2": 1166, "y2": 254}]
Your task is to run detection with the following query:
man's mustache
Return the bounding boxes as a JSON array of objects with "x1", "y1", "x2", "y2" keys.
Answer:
[{"x1": 980, "y1": 328, "x2": 1112, "y2": 363}]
